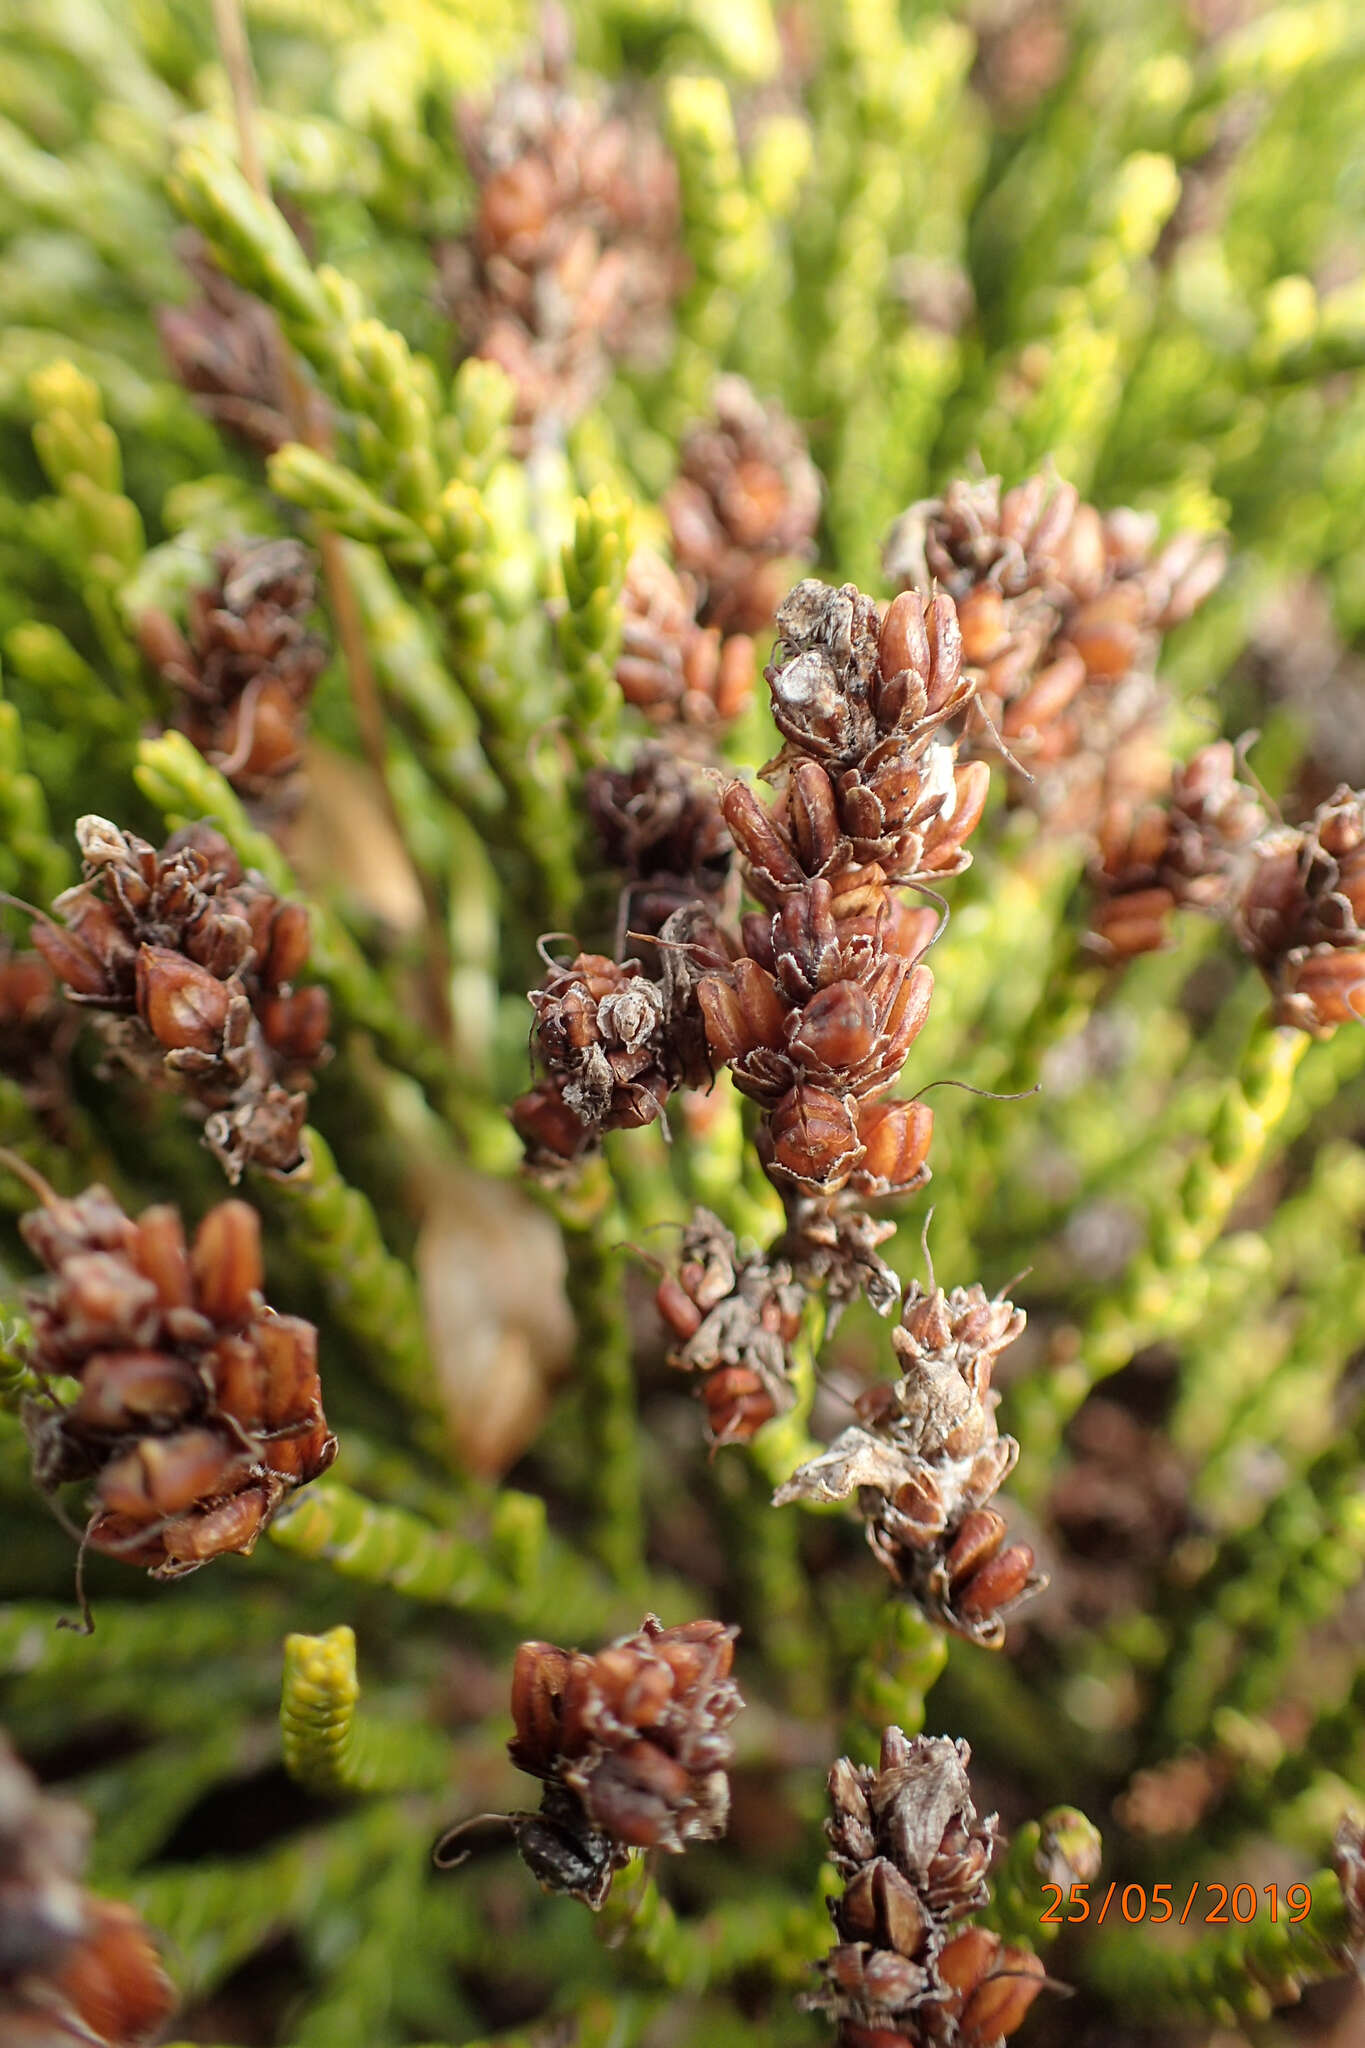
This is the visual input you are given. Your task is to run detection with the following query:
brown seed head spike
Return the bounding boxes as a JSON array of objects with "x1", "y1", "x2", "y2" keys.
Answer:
[
  {"x1": 34, "y1": 818, "x2": 328, "y2": 1182},
  {"x1": 1233, "y1": 785, "x2": 1365, "y2": 1034},
  {"x1": 774, "y1": 1276, "x2": 1045, "y2": 1647},
  {"x1": 656, "y1": 1209, "x2": 805, "y2": 1446},
  {"x1": 438, "y1": 19, "x2": 683, "y2": 445},
  {"x1": 440, "y1": 1615, "x2": 744, "y2": 1911},
  {"x1": 0, "y1": 1729, "x2": 176, "y2": 2045},
  {"x1": 18, "y1": 1183, "x2": 334, "y2": 1584},
  {"x1": 808, "y1": 1728, "x2": 1048, "y2": 2044},
  {"x1": 139, "y1": 539, "x2": 327, "y2": 812}
]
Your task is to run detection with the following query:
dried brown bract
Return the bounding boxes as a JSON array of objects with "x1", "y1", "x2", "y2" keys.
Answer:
[
  {"x1": 775, "y1": 1280, "x2": 1044, "y2": 1647},
  {"x1": 19, "y1": 1182, "x2": 335, "y2": 1579},
  {"x1": 665, "y1": 376, "x2": 822, "y2": 635},
  {"x1": 655, "y1": 1208, "x2": 805, "y2": 1445},
  {"x1": 0, "y1": 1731, "x2": 175, "y2": 2045},
  {"x1": 31, "y1": 818, "x2": 329, "y2": 1181},
  {"x1": 439, "y1": 11, "x2": 683, "y2": 443},
  {"x1": 808, "y1": 1727, "x2": 1045, "y2": 2047},
  {"x1": 137, "y1": 539, "x2": 327, "y2": 811},
  {"x1": 439, "y1": 1616, "x2": 742, "y2": 1909},
  {"x1": 615, "y1": 547, "x2": 757, "y2": 734},
  {"x1": 1233, "y1": 785, "x2": 1365, "y2": 1033},
  {"x1": 884, "y1": 469, "x2": 1225, "y2": 829},
  {"x1": 1088, "y1": 740, "x2": 1267, "y2": 960}
]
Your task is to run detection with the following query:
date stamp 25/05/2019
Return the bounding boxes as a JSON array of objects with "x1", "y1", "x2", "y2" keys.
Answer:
[{"x1": 1042, "y1": 1882, "x2": 1315, "y2": 1929}]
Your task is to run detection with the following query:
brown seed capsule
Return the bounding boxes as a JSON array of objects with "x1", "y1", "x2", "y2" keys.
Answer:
[
  {"x1": 765, "y1": 1085, "x2": 863, "y2": 1192},
  {"x1": 959, "y1": 1945, "x2": 1048, "y2": 2044}
]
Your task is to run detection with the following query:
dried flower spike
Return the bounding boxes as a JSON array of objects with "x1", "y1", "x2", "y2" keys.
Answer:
[
  {"x1": 0, "y1": 1728, "x2": 175, "y2": 2045},
  {"x1": 31, "y1": 818, "x2": 329, "y2": 1180},
  {"x1": 665, "y1": 376, "x2": 822, "y2": 636},
  {"x1": 775, "y1": 1279, "x2": 1045, "y2": 1647},
  {"x1": 1088, "y1": 740, "x2": 1266, "y2": 960},
  {"x1": 439, "y1": 9, "x2": 682, "y2": 443},
  {"x1": 138, "y1": 539, "x2": 327, "y2": 812},
  {"x1": 615, "y1": 547, "x2": 757, "y2": 734},
  {"x1": 1234, "y1": 784, "x2": 1365, "y2": 1033},
  {"x1": 436, "y1": 1615, "x2": 742, "y2": 1908},
  {"x1": 656, "y1": 1209, "x2": 805, "y2": 1445},
  {"x1": 18, "y1": 1177, "x2": 335, "y2": 1582},
  {"x1": 884, "y1": 469, "x2": 1225, "y2": 830},
  {"x1": 808, "y1": 1727, "x2": 1046, "y2": 2046}
]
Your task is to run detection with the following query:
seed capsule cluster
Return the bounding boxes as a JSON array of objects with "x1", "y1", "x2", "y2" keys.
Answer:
[
  {"x1": 1087, "y1": 741, "x2": 1266, "y2": 961},
  {"x1": 1087, "y1": 767, "x2": 1365, "y2": 1036},
  {"x1": 809, "y1": 1728, "x2": 1045, "y2": 2047},
  {"x1": 885, "y1": 469, "x2": 1225, "y2": 828},
  {"x1": 20, "y1": 1184, "x2": 334, "y2": 1578},
  {"x1": 449, "y1": 1615, "x2": 742, "y2": 1909},
  {"x1": 1233, "y1": 785, "x2": 1365, "y2": 1034},
  {"x1": 615, "y1": 545, "x2": 757, "y2": 735},
  {"x1": 655, "y1": 1208, "x2": 805, "y2": 1446},
  {"x1": 137, "y1": 539, "x2": 327, "y2": 810},
  {"x1": 0, "y1": 1730, "x2": 175, "y2": 2046},
  {"x1": 664, "y1": 374, "x2": 823, "y2": 638},
  {"x1": 438, "y1": 11, "x2": 682, "y2": 442},
  {"x1": 702, "y1": 578, "x2": 985, "y2": 1224},
  {"x1": 775, "y1": 1283, "x2": 1043, "y2": 1648},
  {"x1": 33, "y1": 818, "x2": 329, "y2": 1180}
]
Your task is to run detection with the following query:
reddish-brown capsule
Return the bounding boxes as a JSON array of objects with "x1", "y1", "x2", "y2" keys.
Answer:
[{"x1": 765, "y1": 1085, "x2": 863, "y2": 1193}]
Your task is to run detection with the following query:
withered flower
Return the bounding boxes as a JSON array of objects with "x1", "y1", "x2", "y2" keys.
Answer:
[
  {"x1": 808, "y1": 1727, "x2": 1046, "y2": 2047},
  {"x1": 884, "y1": 469, "x2": 1225, "y2": 829},
  {"x1": 655, "y1": 1209, "x2": 805, "y2": 1445},
  {"x1": 0, "y1": 1730, "x2": 175, "y2": 2046},
  {"x1": 1233, "y1": 785, "x2": 1365, "y2": 1033},
  {"x1": 437, "y1": 1615, "x2": 742, "y2": 1908},
  {"x1": 31, "y1": 818, "x2": 329, "y2": 1181},
  {"x1": 665, "y1": 376, "x2": 822, "y2": 635},
  {"x1": 19, "y1": 1181, "x2": 335, "y2": 1581},
  {"x1": 615, "y1": 547, "x2": 756, "y2": 734},
  {"x1": 775, "y1": 1279, "x2": 1044, "y2": 1647},
  {"x1": 438, "y1": 9, "x2": 682, "y2": 443},
  {"x1": 512, "y1": 952, "x2": 678, "y2": 1175},
  {"x1": 1088, "y1": 741, "x2": 1266, "y2": 961},
  {"x1": 137, "y1": 539, "x2": 327, "y2": 810}
]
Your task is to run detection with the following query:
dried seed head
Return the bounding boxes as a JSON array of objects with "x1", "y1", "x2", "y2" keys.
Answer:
[
  {"x1": 884, "y1": 470, "x2": 1225, "y2": 830},
  {"x1": 439, "y1": 24, "x2": 682, "y2": 442},
  {"x1": 0, "y1": 1731, "x2": 175, "y2": 2046},
  {"x1": 449, "y1": 1615, "x2": 743, "y2": 1908},
  {"x1": 1233, "y1": 786, "x2": 1365, "y2": 1033},
  {"x1": 614, "y1": 548, "x2": 756, "y2": 732},
  {"x1": 514, "y1": 953, "x2": 678, "y2": 1173},
  {"x1": 807, "y1": 1728, "x2": 1048, "y2": 2042},
  {"x1": 665, "y1": 377, "x2": 821, "y2": 635},
  {"x1": 657, "y1": 1210, "x2": 804, "y2": 1446},
  {"x1": 19, "y1": 1183, "x2": 334, "y2": 1582},
  {"x1": 34, "y1": 819, "x2": 328, "y2": 1182},
  {"x1": 775, "y1": 1276, "x2": 1044, "y2": 1645},
  {"x1": 139, "y1": 539, "x2": 326, "y2": 810}
]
